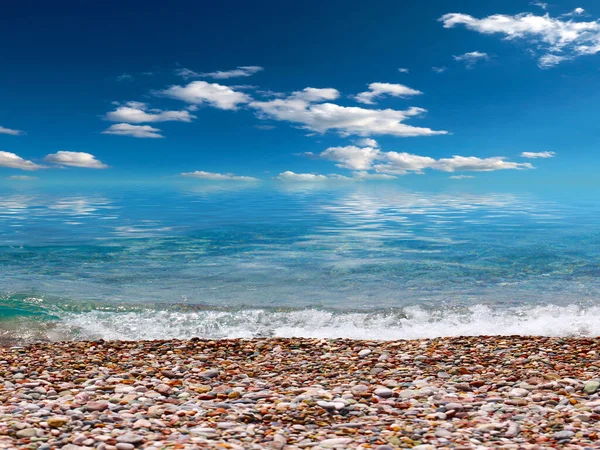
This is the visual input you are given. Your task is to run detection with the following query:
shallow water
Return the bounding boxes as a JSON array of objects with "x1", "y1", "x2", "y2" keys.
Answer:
[{"x1": 1, "y1": 181, "x2": 599, "y2": 342}]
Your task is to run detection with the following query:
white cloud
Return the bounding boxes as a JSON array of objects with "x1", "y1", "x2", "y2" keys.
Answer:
[
  {"x1": 275, "y1": 171, "x2": 393, "y2": 182},
  {"x1": 319, "y1": 145, "x2": 382, "y2": 170},
  {"x1": 0, "y1": 126, "x2": 24, "y2": 136},
  {"x1": 181, "y1": 170, "x2": 259, "y2": 181},
  {"x1": 0, "y1": 151, "x2": 44, "y2": 170},
  {"x1": 44, "y1": 151, "x2": 108, "y2": 169},
  {"x1": 161, "y1": 81, "x2": 251, "y2": 110},
  {"x1": 432, "y1": 66, "x2": 447, "y2": 73},
  {"x1": 453, "y1": 51, "x2": 490, "y2": 68},
  {"x1": 521, "y1": 151, "x2": 556, "y2": 158},
  {"x1": 102, "y1": 123, "x2": 164, "y2": 138},
  {"x1": 176, "y1": 66, "x2": 264, "y2": 79},
  {"x1": 314, "y1": 145, "x2": 534, "y2": 175},
  {"x1": 105, "y1": 102, "x2": 196, "y2": 123},
  {"x1": 563, "y1": 8, "x2": 586, "y2": 17},
  {"x1": 398, "y1": 68, "x2": 410, "y2": 73},
  {"x1": 354, "y1": 82, "x2": 423, "y2": 104},
  {"x1": 250, "y1": 88, "x2": 446, "y2": 137},
  {"x1": 531, "y1": 2, "x2": 548, "y2": 11},
  {"x1": 355, "y1": 138, "x2": 379, "y2": 147},
  {"x1": 291, "y1": 87, "x2": 340, "y2": 102},
  {"x1": 373, "y1": 152, "x2": 437, "y2": 174},
  {"x1": 440, "y1": 10, "x2": 600, "y2": 67},
  {"x1": 449, "y1": 175, "x2": 475, "y2": 179},
  {"x1": 116, "y1": 73, "x2": 134, "y2": 82},
  {"x1": 7, "y1": 175, "x2": 37, "y2": 180},
  {"x1": 275, "y1": 171, "x2": 330, "y2": 182},
  {"x1": 433, "y1": 156, "x2": 534, "y2": 172}
]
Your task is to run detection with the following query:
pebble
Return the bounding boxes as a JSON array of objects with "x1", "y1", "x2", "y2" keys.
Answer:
[
  {"x1": 0, "y1": 336, "x2": 599, "y2": 449},
  {"x1": 374, "y1": 387, "x2": 393, "y2": 398},
  {"x1": 16, "y1": 428, "x2": 37, "y2": 438},
  {"x1": 553, "y1": 430, "x2": 575, "y2": 440},
  {"x1": 584, "y1": 379, "x2": 600, "y2": 394}
]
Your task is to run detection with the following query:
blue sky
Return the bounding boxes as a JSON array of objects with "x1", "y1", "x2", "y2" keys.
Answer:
[{"x1": 1, "y1": 0, "x2": 599, "y2": 185}]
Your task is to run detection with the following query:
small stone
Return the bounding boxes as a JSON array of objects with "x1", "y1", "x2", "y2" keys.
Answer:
[
  {"x1": 16, "y1": 428, "x2": 37, "y2": 438},
  {"x1": 553, "y1": 430, "x2": 574, "y2": 440},
  {"x1": 198, "y1": 369, "x2": 219, "y2": 378},
  {"x1": 358, "y1": 349, "x2": 371, "y2": 358},
  {"x1": 435, "y1": 428, "x2": 452, "y2": 438},
  {"x1": 374, "y1": 387, "x2": 393, "y2": 398},
  {"x1": 85, "y1": 401, "x2": 109, "y2": 411},
  {"x1": 155, "y1": 384, "x2": 172, "y2": 395},
  {"x1": 509, "y1": 388, "x2": 529, "y2": 398},
  {"x1": 160, "y1": 369, "x2": 180, "y2": 379},
  {"x1": 47, "y1": 416, "x2": 69, "y2": 428},
  {"x1": 584, "y1": 380, "x2": 600, "y2": 394},
  {"x1": 116, "y1": 433, "x2": 144, "y2": 445},
  {"x1": 321, "y1": 438, "x2": 353, "y2": 448},
  {"x1": 116, "y1": 444, "x2": 135, "y2": 450},
  {"x1": 505, "y1": 422, "x2": 521, "y2": 438},
  {"x1": 147, "y1": 405, "x2": 165, "y2": 417},
  {"x1": 133, "y1": 419, "x2": 151, "y2": 429},
  {"x1": 273, "y1": 433, "x2": 287, "y2": 449}
]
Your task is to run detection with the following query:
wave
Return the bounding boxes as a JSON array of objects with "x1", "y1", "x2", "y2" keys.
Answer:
[{"x1": 1, "y1": 297, "x2": 597, "y2": 342}]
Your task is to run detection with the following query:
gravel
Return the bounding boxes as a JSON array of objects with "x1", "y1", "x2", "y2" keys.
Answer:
[{"x1": 0, "y1": 336, "x2": 599, "y2": 448}]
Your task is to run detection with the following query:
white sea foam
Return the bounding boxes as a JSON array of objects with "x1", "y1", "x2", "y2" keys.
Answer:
[{"x1": 53, "y1": 304, "x2": 600, "y2": 341}]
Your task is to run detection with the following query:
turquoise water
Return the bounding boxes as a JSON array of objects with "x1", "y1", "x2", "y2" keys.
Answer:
[{"x1": 1, "y1": 182, "x2": 600, "y2": 342}]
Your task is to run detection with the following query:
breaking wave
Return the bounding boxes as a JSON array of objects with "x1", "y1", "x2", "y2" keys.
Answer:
[{"x1": 2, "y1": 296, "x2": 598, "y2": 342}]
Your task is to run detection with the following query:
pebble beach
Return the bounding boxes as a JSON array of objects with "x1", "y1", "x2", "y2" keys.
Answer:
[{"x1": 1, "y1": 337, "x2": 600, "y2": 449}]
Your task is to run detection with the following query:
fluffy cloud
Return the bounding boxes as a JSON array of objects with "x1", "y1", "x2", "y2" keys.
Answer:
[
  {"x1": 176, "y1": 66, "x2": 264, "y2": 79},
  {"x1": 161, "y1": 81, "x2": 251, "y2": 110},
  {"x1": 313, "y1": 145, "x2": 534, "y2": 175},
  {"x1": 0, "y1": 151, "x2": 44, "y2": 170},
  {"x1": 44, "y1": 151, "x2": 108, "y2": 169},
  {"x1": 439, "y1": 10, "x2": 600, "y2": 67},
  {"x1": 373, "y1": 152, "x2": 437, "y2": 174},
  {"x1": 319, "y1": 145, "x2": 381, "y2": 170},
  {"x1": 250, "y1": 88, "x2": 446, "y2": 137},
  {"x1": 275, "y1": 171, "x2": 393, "y2": 182},
  {"x1": 291, "y1": 87, "x2": 340, "y2": 102},
  {"x1": 180, "y1": 171, "x2": 258, "y2": 181},
  {"x1": 450, "y1": 175, "x2": 475, "y2": 179},
  {"x1": 102, "y1": 123, "x2": 164, "y2": 138},
  {"x1": 105, "y1": 102, "x2": 195, "y2": 123},
  {"x1": 0, "y1": 126, "x2": 24, "y2": 136},
  {"x1": 433, "y1": 156, "x2": 534, "y2": 172},
  {"x1": 275, "y1": 171, "x2": 330, "y2": 182},
  {"x1": 398, "y1": 68, "x2": 410, "y2": 73},
  {"x1": 354, "y1": 82, "x2": 423, "y2": 104},
  {"x1": 453, "y1": 51, "x2": 490, "y2": 68},
  {"x1": 432, "y1": 66, "x2": 447, "y2": 73},
  {"x1": 355, "y1": 138, "x2": 379, "y2": 147},
  {"x1": 521, "y1": 151, "x2": 556, "y2": 158},
  {"x1": 563, "y1": 8, "x2": 586, "y2": 17}
]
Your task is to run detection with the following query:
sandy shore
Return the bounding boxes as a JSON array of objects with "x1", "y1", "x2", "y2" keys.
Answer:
[{"x1": 0, "y1": 337, "x2": 599, "y2": 449}]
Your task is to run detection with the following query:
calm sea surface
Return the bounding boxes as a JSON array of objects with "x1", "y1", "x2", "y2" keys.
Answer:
[{"x1": 1, "y1": 181, "x2": 599, "y2": 342}]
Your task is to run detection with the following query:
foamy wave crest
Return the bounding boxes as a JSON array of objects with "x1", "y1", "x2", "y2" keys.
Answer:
[{"x1": 53, "y1": 304, "x2": 600, "y2": 341}]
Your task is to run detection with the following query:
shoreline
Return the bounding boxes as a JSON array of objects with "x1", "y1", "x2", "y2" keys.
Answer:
[{"x1": 1, "y1": 336, "x2": 599, "y2": 449}]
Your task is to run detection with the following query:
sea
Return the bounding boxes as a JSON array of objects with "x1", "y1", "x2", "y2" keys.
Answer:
[{"x1": 1, "y1": 180, "x2": 599, "y2": 343}]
